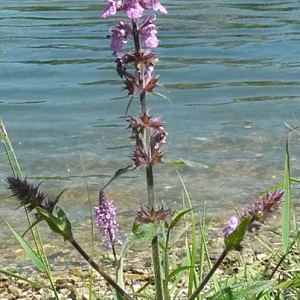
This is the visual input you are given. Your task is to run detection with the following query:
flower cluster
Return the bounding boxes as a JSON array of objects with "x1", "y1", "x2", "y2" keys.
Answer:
[
  {"x1": 223, "y1": 190, "x2": 284, "y2": 238},
  {"x1": 116, "y1": 49, "x2": 159, "y2": 95},
  {"x1": 127, "y1": 112, "x2": 167, "y2": 167},
  {"x1": 101, "y1": 0, "x2": 166, "y2": 97},
  {"x1": 95, "y1": 189, "x2": 121, "y2": 250},
  {"x1": 110, "y1": 14, "x2": 159, "y2": 51}
]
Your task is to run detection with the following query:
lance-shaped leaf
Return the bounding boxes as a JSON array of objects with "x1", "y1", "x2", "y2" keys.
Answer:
[
  {"x1": 103, "y1": 165, "x2": 136, "y2": 189},
  {"x1": 167, "y1": 208, "x2": 192, "y2": 231},
  {"x1": 36, "y1": 206, "x2": 72, "y2": 241},
  {"x1": 207, "y1": 280, "x2": 273, "y2": 300},
  {"x1": 225, "y1": 216, "x2": 251, "y2": 251},
  {"x1": 3, "y1": 219, "x2": 46, "y2": 272}
]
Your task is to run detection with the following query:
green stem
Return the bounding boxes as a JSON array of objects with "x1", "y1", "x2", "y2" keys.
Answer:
[
  {"x1": 130, "y1": 17, "x2": 164, "y2": 299},
  {"x1": 140, "y1": 90, "x2": 146, "y2": 114},
  {"x1": 34, "y1": 226, "x2": 60, "y2": 300},
  {"x1": 146, "y1": 165, "x2": 164, "y2": 300},
  {"x1": 152, "y1": 235, "x2": 165, "y2": 300},
  {"x1": 164, "y1": 228, "x2": 171, "y2": 300},
  {"x1": 1, "y1": 122, "x2": 58, "y2": 298}
]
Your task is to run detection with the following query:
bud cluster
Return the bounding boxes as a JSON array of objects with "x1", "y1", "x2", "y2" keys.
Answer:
[{"x1": 127, "y1": 112, "x2": 167, "y2": 167}]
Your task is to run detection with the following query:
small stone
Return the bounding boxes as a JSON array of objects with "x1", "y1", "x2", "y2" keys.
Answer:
[{"x1": 59, "y1": 288, "x2": 69, "y2": 295}]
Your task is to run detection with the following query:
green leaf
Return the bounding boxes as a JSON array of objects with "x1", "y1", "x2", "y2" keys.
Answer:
[
  {"x1": 152, "y1": 91, "x2": 170, "y2": 101},
  {"x1": 127, "y1": 223, "x2": 156, "y2": 246},
  {"x1": 207, "y1": 280, "x2": 273, "y2": 300},
  {"x1": 3, "y1": 219, "x2": 46, "y2": 272},
  {"x1": 103, "y1": 165, "x2": 136, "y2": 189},
  {"x1": 169, "y1": 160, "x2": 186, "y2": 165},
  {"x1": 125, "y1": 95, "x2": 135, "y2": 116},
  {"x1": 275, "y1": 278, "x2": 300, "y2": 290},
  {"x1": 36, "y1": 206, "x2": 72, "y2": 241},
  {"x1": 167, "y1": 208, "x2": 193, "y2": 231},
  {"x1": 225, "y1": 216, "x2": 251, "y2": 251},
  {"x1": 282, "y1": 139, "x2": 291, "y2": 251}
]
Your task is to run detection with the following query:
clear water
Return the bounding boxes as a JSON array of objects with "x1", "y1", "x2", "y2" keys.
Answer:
[{"x1": 1, "y1": 0, "x2": 300, "y2": 266}]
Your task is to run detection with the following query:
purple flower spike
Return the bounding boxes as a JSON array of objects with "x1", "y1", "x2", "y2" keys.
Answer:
[
  {"x1": 223, "y1": 216, "x2": 239, "y2": 238},
  {"x1": 140, "y1": 14, "x2": 159, "y2": 48},
  {"x1": 95, "y1": 189, "x2": 121, "y2": 250}
]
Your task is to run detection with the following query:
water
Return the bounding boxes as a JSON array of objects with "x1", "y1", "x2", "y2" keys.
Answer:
[{"x1": 1, "y1": 0, "x2": 300, "y2": 267}]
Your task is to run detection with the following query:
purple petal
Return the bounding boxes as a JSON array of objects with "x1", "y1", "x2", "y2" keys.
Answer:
[
  {"x1": 101, "y1": 1, "x2": 117, "y2": 19},
  {"x1": 142, "y1": 0, "x2": 168, "y2": 14},
  {"x1": 126, "y1": 0, "x2": 144, "y2": 18}
]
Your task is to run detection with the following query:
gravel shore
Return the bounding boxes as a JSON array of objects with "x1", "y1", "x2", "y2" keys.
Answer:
[{"x1": 0, "y1": 230, "x2": 278, "y2": 300}]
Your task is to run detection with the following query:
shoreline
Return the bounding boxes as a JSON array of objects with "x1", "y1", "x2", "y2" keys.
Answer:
[{"x1": 0, "y1": 223, "x2": 282, "y2": 299}]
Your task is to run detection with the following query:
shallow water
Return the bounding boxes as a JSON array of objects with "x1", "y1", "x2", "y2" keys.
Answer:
[{"x1": 1, "y1": 0, "x2": 300, "y2": 268}]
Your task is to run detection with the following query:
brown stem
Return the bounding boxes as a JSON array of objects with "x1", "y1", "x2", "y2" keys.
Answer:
[
  {"x1": 188, "y1": 248, "x2": 229, "y2": 300},
  {"x1": 140, "y1": 90, "x2": 146, "y2": 114},
  {"x1": 146, "y1": 165, "x2": 155, "y2": 207},
  {"x1": 69, "y1": 237, "x2": 132, "y2": 300},
  {"x1": 131, "y1": 19, "x2": 140, "y2": 51}
]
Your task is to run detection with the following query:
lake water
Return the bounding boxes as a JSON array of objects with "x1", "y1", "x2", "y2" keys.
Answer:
[{"x1": 1, "y1": 0, "x2": 300, "y2": 268}]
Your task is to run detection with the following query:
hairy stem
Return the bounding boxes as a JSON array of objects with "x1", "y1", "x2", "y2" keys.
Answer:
[
  {"x1": 131, "y1": 16, "x2": 164, "y2": 300},
  {"x1": 146, "y1": 165, "x2": 155, "y2": 207},
  {"x1": 132, "y1": 19, "x2": 140, "y2": 51},
  {"x1": 70, "y1": 237, "x2": 132, "y2": 300},
  {"x1": 146, "y1": 166, "x2": 164, "y2": 299},
  {"x1": 188, "y1": 248, "x2": 229, "y2": 300},
  {"x1": 152, "y1": 235, "x2": 165, "y2": 300}
]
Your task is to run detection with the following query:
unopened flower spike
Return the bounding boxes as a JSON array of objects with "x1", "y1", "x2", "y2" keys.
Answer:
[
  {"x1": 128, "y1": 113, "x2": 167, "y2": 167},
  {"x1": 7, "y1": 175, "x2": 64, "y2": 235},
  {"x1": 223, "y1": 190, "x2": 284, "y2": 240},
  {"x1": 95, "y1": 189, "x2": 122, "y2": 250},
  {"x1": 7, "y1": 175, "x2": 62, "y2": 214}
]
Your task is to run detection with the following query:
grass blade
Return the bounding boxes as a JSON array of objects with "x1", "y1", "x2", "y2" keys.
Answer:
[
  {"x1": 282, "y1": 139, "x2": 291, "y2": 251},
  {"x1": 3, "y1": 219, "x2": 46, "y2": 273},
  {"x1": 0, "y1": 267, "x2": 45, "y2": 288}
]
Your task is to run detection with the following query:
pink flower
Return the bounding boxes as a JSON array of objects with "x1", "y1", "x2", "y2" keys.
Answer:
[
  {"x1": 141, "y1": 0, "x2": 168, "y2": 14},
  {"x1": 101, "y1": 0, "x2": 144, "y2": 19},
  {"x1": 125, "y1": 0, "x2": 144, "y2": 18},
  {"x1": 110, "y1": 20, "x2": 132, "y2": 51},
  {"x1": 223, "y1": 216, "x2": 239, "y2": 238},
  {"x1": 101, "y1": 0, "x2": 123, "y2": 19},
  {"x1": 140, "y1": 14, "x2": 159, "y2": 48},
  {"x1": 101, "y1": 0, "x2": 167, "y2": 19}
]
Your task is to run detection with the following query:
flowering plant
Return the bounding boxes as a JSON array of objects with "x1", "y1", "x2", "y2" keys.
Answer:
[
  {"x1": 99, "y1": 1, "x2": 170, "y2": 298},
  {"x1": 1, "y1": 1, "x2": 294, "y2": 299}
]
